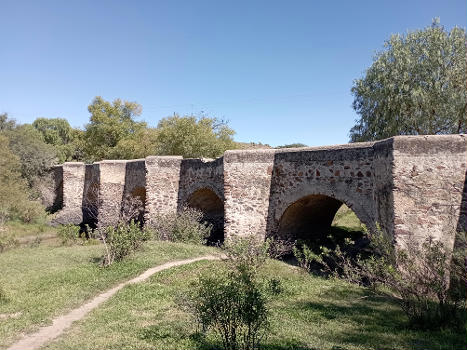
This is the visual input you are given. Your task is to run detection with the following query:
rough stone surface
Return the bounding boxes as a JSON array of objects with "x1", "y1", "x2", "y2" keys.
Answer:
[{"x1": 50, "y1": 135, "x2": 467, "y2": 250}]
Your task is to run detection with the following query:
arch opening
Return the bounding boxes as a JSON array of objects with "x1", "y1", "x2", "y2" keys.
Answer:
[
  {"x1": 186, "y1": 188, "x2": 224, "y2": 245},
  {"x1": 276, "y1": 194, "x2": 367, "y2": 263}
]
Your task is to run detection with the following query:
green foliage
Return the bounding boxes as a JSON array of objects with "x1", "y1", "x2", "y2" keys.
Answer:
[
  {"x1": 297, "y1": 226, "x2": 467, "y2": 330},
  {"x1": 155, "y1": 114, "x2": 236, "y2": 158},
  {"x1": 223, "y1": 235, "x2": 270, "y2": 279},
  {"x1": 83, "y1": 96, "x2": 147, "y2": 162},
  {"x1": 57, "y1": 224, "x2": 81, "y2": 246},
  {"x1": 3, "y1": 124, "x2": 57, "y2": 189},
  {"x1": 111, "y1": 127, "x2": 159, "y2": 160},
  {"x1": 0, "y1": 135, "x2": 45, "y2": 224},
  {"x1": 186, "y1": 236, "x2": 271, "y2": 350},
  {"x1": 276, "y1": 143, "x2": 308, "y2": 148},
  {"x1": 32, "y1": 117, "x2": 83, "y2": 162},
  {"x1": 0, "y1": 230, "x2": 19, "y2": 253},
  {"x1": 101, "y1": 221, "x2": 150, "y2": 266},
  {"x1": 0, "y1": 113, "x2": 16, "y2": 131},
  {"x1": 0, "y1": 282, "x2": 7, "y2": 304},
  {"x1": 350, "y1": 19, "x2": 467, "y2": 142},
  {"x1": 150, "y1": 207, "x2": 212, "y2": 245}
]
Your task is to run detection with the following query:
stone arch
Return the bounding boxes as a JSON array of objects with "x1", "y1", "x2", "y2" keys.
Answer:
[
  {"x1": 185, "y1": 187, "x2": 224, "y2": 244},
  {"x1": 270, "y1": 186, "x2": 375, "y2": 247}
]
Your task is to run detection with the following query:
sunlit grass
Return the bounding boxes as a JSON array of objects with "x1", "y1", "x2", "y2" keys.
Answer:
[
  {"x1": 0, "y1": 239, "x2": 216, "y2": 348},
  {"x1": 44, "y1": 259, "x2": 465, "y2": 350}
]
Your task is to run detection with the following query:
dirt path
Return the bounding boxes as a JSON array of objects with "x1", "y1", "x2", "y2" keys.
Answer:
[{"x1": 7, "y1": 255, "x2": 219, "y2": 350}]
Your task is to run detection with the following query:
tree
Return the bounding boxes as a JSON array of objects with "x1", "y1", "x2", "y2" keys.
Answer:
[
  {"x1": 0, "y1": 113, "x2": 16, "y2": 131},
  {"x1": 0, "y1": 135, "x2": 44, "y2": 224},
  {"x1": 276, "y1": 143, "x2": 308, "y2": 149},
  {"x1": 32, "y1": 117, "x2": 83, "y2": 162},
  {"x1": 111, "y1": 127, "x2": 159, "y2": 159},
  {"x1": 4, "y1": 124, "x2": 57, "y2": 190},
  {"x1": 350, "y1": 19, "x2": 467, "y2": 142},
  {"x1": 156, "y1": 114, "x2": 236, "y2": 158},
  {"x1": 83, "y1": 97, "x2": 147, "y2": 161}
]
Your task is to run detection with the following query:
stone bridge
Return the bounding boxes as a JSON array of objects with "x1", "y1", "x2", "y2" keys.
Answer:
[{"x1": 50, "y1": 134, "x2": 467, "y2": 250}]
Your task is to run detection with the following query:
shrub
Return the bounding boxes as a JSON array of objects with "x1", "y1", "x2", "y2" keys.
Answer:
[
  {"x1": 57, "y1": 224, "x2": 81, "y2": 245},
  {"x1": 0, "y1": 229, "x2": 19, "y2": 253},
  {"x1": 224, "y1": 235, "x2": 269, "y2": 278},
  {"x1": 150, "y1": 207, "x2": 211, "y2": 245},
  {"x1": 16, "y1": 200, "x2": 46, "y2": 224},
  {"x1": 266, "y1": 237, "x2": 295, "y2": 259},
  {"x1": 186, "y1": 236, "x2": 273, "y2": 350},
  {"x1": 0, "y1": 282, "x2": 7, "y2": 303},
  {"x1": 100, "y1": 221, "x2": 150, "y2": 266},
  {"x1": 297, "y1": 227, "x2": 467, "y2": 330}
]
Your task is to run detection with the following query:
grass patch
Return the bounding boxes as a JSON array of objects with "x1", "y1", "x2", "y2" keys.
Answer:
[
  {"x1": 0, "y1": 240, "x2": 216, "y2": 348},
  {"x1": 44, "y1": 259, "x2": 466, "y2": 350},
  {"x1": 3, "y1": 220, "x2": 58, "y2": 241},
  {"x1": 332, "y1": 204, "x2": 363, "y2": 231}
]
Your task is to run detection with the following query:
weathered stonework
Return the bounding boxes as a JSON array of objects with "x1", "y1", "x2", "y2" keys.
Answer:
[{"x1": 51, "y1": 135, "x2": 467, "y2": 251}]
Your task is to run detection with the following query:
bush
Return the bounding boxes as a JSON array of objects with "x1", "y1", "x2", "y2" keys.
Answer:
[
  {"x1": 296, "y1": 227, "x2": 467, "y2": 330},
  {"x1": 0, "y1": 282, "x2": 7, "y2": 303},
  {"x1": 100, "y1": 221, "x2": 150, "y2": 266},
  {"x1": 150, "y1": 207, "x2": 211, "y2": 245},
  {"x1": 16, "y1": 200, "x2": 46, "y2": 224},
  {"x1": 0, "y1": 229, "x2": 19, "y2": 253},
  {"x1": 185, "y1": 236, "x2": 273, "y2": 350},
  {"x1": 57, "y1": 224, "x2": 81, "y2": 246}
]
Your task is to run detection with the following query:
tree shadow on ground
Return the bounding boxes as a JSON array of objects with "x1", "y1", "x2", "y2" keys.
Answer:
[{"x1": 294, "y1": 286, "x2": 466, "y2": 350}]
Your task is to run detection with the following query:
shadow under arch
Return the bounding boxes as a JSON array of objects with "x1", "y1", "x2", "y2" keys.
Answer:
[
  {"x1": 185, "y1": 187, "x2": 224, "y2": 244},
  {"x1": 271, "y1": 183, "x2": 374, "y2": 238},
  {"x1": 271, "y1": 187, "x2": 373, "y2": 257}
]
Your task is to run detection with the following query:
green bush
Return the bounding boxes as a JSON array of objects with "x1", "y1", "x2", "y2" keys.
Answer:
[
  {"x1": 150, "y1": 207, "x2": 211, "y2": 245},
  {"x1": 0, "y1": 230, "x2": 19, "y2": 253},
  {"x1": 0, "y1": 282, "x2": 7, "y2": 304},
  {"x1": 57, "y1": 224, "x2": 81, "y2": 246},
  {"x1": 101, "y1": 221, "x2": 150, "y2": 266},
  {"x1": 16, "y1": 200, "x2": 46, "y2": 224},
  {"x1": 296, "y1": 227, "x2": 467, "y2": 330},
  {"x1": 186, "y1": 236, "x2": 273, "y2": 350}
]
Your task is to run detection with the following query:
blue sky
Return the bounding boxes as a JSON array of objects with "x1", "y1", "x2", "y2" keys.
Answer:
[{"x1": 1, "y1": 0, "x2": 465, "y2": 147}]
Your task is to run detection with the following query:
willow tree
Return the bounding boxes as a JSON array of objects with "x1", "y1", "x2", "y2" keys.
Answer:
[{"x1": 350, "y1": 19, "x2": 467, "y2": 142}]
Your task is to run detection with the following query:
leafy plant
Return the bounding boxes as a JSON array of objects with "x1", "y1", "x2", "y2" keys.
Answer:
[
  {"x1": 100, "y1": 221, "x2": 150, "y2": 267},
  {"x1": 0, "y1": 282, "x2": 7, "y2": 304},
  {"x1": 295, "y1": 226, "x2": 467, "y2": 330},
  {"x1": 185, "y1": 236, "x2": 274, "y2": 350},
  {"x1": 57, "y1": 224, "x2": 81, "y2": 246},
  {"x1": 0, "y1": 230, "x2": 19, "y2": 253}
]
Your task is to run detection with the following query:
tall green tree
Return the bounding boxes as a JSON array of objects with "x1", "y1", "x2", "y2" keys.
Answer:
[
  {"x1": 4, "y1": 124, "x2": 57, "y2": 190},
  {"x1": 0, "y1": 113, "x2": 16, "y2": 131},
  {"x1": 350, "y1": 19, "x2": 467, "y2": 142},
  {"x1": 84, "y1": 97, "x2": 147, "y2": 161},
  {"x1": 32, "y1": 117, "x2": 83, "y2": 162},
  {"x1": 155, "y1": 114, "x2": 236, "y2": 158},
  {"x1": 0, "y1": 134, "x2": 45, "y2": 223}
]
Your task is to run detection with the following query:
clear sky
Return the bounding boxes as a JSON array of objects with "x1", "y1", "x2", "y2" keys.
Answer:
[{"x1": 1, "y1": 0, "x2": 466, "y2": 147}]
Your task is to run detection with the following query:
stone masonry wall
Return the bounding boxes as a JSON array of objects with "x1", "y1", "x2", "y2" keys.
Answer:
[
  {"x1": 391, "y1": 135, "x2": 467, "y2": 251},
  {"x1": 98, "y1": 161, "x2": 127, "y2": 227},
  {"x1": 223, "y1": 150, "x2": 275, "y2": 238},
  {"x1": 53, "y1": 162, "x2": 86, "y2": 225},
  {"x1": 177, "y1": 157, "x2": 224, "y2": 208},
  {"x1": 266, "y1": 143, "x2": 377, "y2": 239},
  {"x1": 144, "y1": 156, "x2": 183, "y2": 226},
  {"x1": 50, "y1": 135, "x2": 467, "y2": 251}
]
